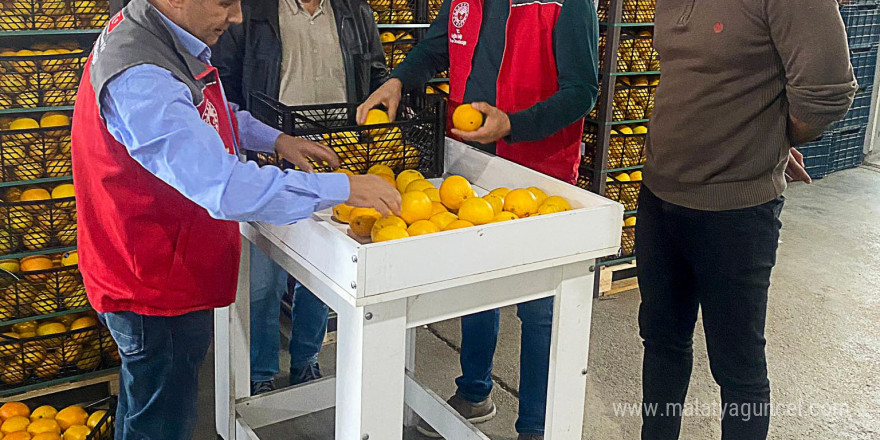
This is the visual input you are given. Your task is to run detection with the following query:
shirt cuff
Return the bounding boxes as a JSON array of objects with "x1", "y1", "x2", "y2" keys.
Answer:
[{"x1": 302, "y1": 171, "x2": 351, "y2": 209}]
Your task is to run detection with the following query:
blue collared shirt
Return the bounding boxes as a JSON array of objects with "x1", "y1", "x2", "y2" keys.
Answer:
[{"x1": 99, "y1": 10, "x2": 350, "y2": 224}]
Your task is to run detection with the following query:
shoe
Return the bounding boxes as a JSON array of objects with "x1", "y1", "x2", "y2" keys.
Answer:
[
  {"x1": 250, "y1": 379, "x2": 275, "y2": 396},
  {"x1": 517, "y1": 435, "x2": 543, "y2": 440},
  {"x1": 416, "y1": 395, "x2": 497, "y2": 438},
  {"x1": 289, "y1": 362, "x2": 322, "y2": 386}
]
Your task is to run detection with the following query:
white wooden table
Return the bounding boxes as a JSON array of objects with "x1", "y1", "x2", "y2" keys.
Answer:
[{"x1": 215, "y1": 139, "x2": 622, "y2": 440}]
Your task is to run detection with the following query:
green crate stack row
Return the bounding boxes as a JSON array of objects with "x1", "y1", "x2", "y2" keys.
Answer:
[
  {"x1": 0, "y1": 0, "x2": 121, "y2": 396},
  {"x1": 578, "y1": 0, "x2": 658, "y2": 265}
]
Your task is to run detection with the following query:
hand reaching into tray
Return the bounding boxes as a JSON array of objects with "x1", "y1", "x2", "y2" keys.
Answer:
[
  {"x1": 275, "y1": 134, "x2": 341, "y2": 173},
  {"x1": 357, "y1": 79, "x2": 404, "y2": 124},
  {"x1": 346, "y1": 174, "x2": 402, "y2": 216}
]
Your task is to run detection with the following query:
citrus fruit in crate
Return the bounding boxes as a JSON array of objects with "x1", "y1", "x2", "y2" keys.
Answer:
[
  {"x1": 406, "y1": 220, "x2": 439, "y2": 236},
  {"x1": 527, "y1": 187, "x2": 548, "y2": 206},
  {"x1": 395, "y1": 169, "x2": 423, "y2": 193},
  {"x1": 33, "y1": 432, "x2": 63, "y2": 440},
  {"x1": 0, "y1": 231, "x2": 19, "y2": 255},
  {"x1": 492, "y1": 212, "x2": 518, "y2": 222},
  {"x1": 540, "y1": 196, "x2": 572, "y2": 212},
  {"x1": 404, "y1": 179, "x2": 434, "y2": 193},
  {"x1": 429, "y1": 212, "x2": 457, "y2": 230},
  {"x1": 57, "y1": 340, "x2": 82, "y2": 363},
  {"x1": 372, "y1": 225, "x2": 408, "y2": 242},
  {"x1": 63, "y1": 425, "x2": 91, "y2": 440},
  {"x1": 23, "y1": 230, "x2": 52, "y2": 250},
  {"x1": 1, "y1": 416, "x2": 30, "y2": 434},
  {"x1": 0, "y1": 360, "x2": 27, "y2": 385},
  {"x1": 0, "y1": 402, "x2": 31, "y2": 419},
  {"x1": 33, "y1": 292, "x2": 61, "y2": 315},
  {"x1": 0, "y1": 333, "x2": 21, "y2": 358},
  {"x1": 87, "y1": 410, "x2": 107, "y2": 432},
  {"x1": 363, "y1": 109, "x2": 390, "y2": 136},
  {"x1": 452, "y1": 104, "x2": 483, "y2": 132},
  {"x1": 76, "y1": 345, "x2": 101, "y2": 370},
  {"x1": 367, "y1": 164, "x2": 394, "y2": 176},
  {"x1": 37, "y1": 321, "x2": 67, "y2": 347},
  {"x1": 55, "y1": 406, "x2": 88, "y2": 431},
  {"x1": 21, "y1": 256, "x2": 53, "y2": 279},
  {"x1": 482, "y1": 194, "x2": 503, "y2": 214},
  {"x1": 28, "y1": 418, "x2": 61, "y2": 435},
  {"x1": 63, "y1": 288, "x2": 89, "y2": 309},
  {"x1": 400, "y1": 191, "x2": 432, "y2": 224},
  {"x1": 457, "y1": 197, "x2": 494, "y2": 225},
  {"x1": 23, "y1": 344, "x2": 48, "y2": 366},
  {"x1": 61, "y1": 251, "x2": 78, "y2": 266},
  {"x1": 423, "y1": 187, "x2": 441, "y2": 203},
  {"x1": 439, "y1": 175, "x2": 472, "y2": 210},
  {"x1": 31, "y1": 405, "x2": 58, "y2": 421},
  {"x1": 503, "y1": 189, "x2": 538, "y2": 218},
  {"x1": 443, "y1": 219, "x2": 474, "y2": 231},
  {"x1": 57, "y1": 223, "x2": 77, "y2": 246},
  {"x1": 349, "y1": 208, "x2": 382, "y2": 237},
  {"x1": 332, "y1": 204, "x2": 355, "y2": 224},
  {"x1": 430, "y1": 202, "x2": 447, "y2": 216}
]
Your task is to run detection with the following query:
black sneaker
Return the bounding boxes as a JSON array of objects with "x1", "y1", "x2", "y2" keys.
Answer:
[
  {"x1": 290, "y1": 362, "x2": 322, "y2": 386},
  {"x1": 517, "y1": 435, "x2": 543, "y2": 440},
  {"x1": 250, "y1": 379, "x2": 275, "y2": 396},
  {"x1": 416, "y1": 395, "x2": 497, "y2": 438}
]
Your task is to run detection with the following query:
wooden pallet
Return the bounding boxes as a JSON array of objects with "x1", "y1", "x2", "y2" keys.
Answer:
[{"x1": 599, "y1": 260, "x2": 639, "y2": 296}]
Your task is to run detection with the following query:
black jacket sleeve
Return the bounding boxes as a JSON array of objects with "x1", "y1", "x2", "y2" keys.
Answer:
[
  {"x1": 359, "y1": 1, "x2": 391, "y2": 93},
  {"x1": 389, "y1": 0, "x2": 451, "y2": 92},
  {"x1": 213, "y1": 22, "x2": 247, "y2": 107},
  {"x1": 507, "y1": 0, "x2": 599, "y2": 143}
]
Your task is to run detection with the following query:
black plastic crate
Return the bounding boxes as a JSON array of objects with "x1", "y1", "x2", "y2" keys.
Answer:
[
  {"x1": 618, "y1": 223, "x2": 635, "y2": 258},
  {"x1": 0, "y1": 51, "x2": 86, "y2": 110},
  {"x1": 85, "y1": 396, "x2": 117, "y2": 440},
  {"x1": 0, "y1": 189, "x2": 77, "y2": 256},
  {"x1": 798, "y1": 133, "x2": 833, "y2": 179},
  {"x1": 597, "y1": 0, "x2": 655, "y2": 23},
  {"x1": 841, "y1": 5, "x2": 880, "y2": 49},
  {"x1": 0, "y1": 317, "x2": 120, "y2": 390},
  {"x1": 850, "y1": 46, "x2": 878, "y2": 86},
  {"x1": 0, "y1": 0, "x2": 110, "y2": 30},
  {"x1": 383, "y1": 35, "x2": 417, "y2": 69},
  {"x1": 0, "y1": 118, "x2": 72, "y2": 183},
  {"x1": 582, "y1": 123, "x2": 647, "y2": 170},
  {"x1": 248, "y1": 92, "x2": 446, "y2": 177},
  {"x1": 829, "y1": 126, "x2": 866, "y2": 173},
  {"x1": 604, "y1": 173, "x2": 641, "y2": 211},
  {"x1": 368, "y1": 0, "x2": 420, "y2": 24},
  {"x1": 599, "y1": 29, "x2": 660, "y2": 73},
  {"x1": 0, "y1": 262, "x2": 87, "y2": 321},
  {"x1": 428, "y1": 0, "x2": 442, "y2": 21},
  {"x1": 576, "y1": 165, "x2": 593, "y2": 192}
]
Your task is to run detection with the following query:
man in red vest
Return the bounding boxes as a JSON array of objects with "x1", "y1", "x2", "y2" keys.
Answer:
[
  {"x1": 71, "y1": 0, "x2": 399, "y2": 438},
  {"x1": 358, "y1": 0, "x2": 598, "y2": 438}
]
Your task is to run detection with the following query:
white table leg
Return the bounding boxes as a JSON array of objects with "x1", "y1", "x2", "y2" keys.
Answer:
[
  {"x1": 544, "y1": 260, "x2": 595, "y2": 439},
  {"x1": 336, "y1": 299, "x2": 408, "y2": 440},
  {"x1": 404, "y1": 327, "x2": 418, "y2": 427},
  {"x1": 215, "y1": 236, "x2": 253, "y2": 440}
]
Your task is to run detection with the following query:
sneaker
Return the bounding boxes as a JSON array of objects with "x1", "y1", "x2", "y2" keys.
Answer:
[
  {"x1": 517, "y1": 435, "x2": 543, "y2": 440},
  {"x1": 415, "y1": 395, "x2": 497, "y2": 438},
  {"x1": 250, "y1": 379, "x2": 275, "y2": 396},
  {"x1": 289, "y1": 362, "x2": 322, "y2": 386}
]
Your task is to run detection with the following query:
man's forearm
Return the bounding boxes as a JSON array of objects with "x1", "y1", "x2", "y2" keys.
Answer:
[{"x1": 788, "y1": 114, "x2": 825, "y2": 146}]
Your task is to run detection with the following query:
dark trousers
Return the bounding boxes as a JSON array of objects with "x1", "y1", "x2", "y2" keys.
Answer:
[
  {"x1": 636, "y1": 185, "x2": 783, "y2": 440},
  {"x1": 99, "y1": 310, "x2": 213, "y2": 440}
]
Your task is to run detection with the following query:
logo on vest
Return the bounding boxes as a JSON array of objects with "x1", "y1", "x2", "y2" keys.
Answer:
[
  {"x1": 200, "y1": 100, "x2": 221, "y2": 132},
  {"x1": 452, "y1": 2, "x2": 469, "y2": 28}
]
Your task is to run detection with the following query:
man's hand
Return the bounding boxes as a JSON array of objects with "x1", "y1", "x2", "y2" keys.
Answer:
[
  {"x1": 450, "y1": 102, "x2": 511, "y2": 144},
  {"x1": 274, "y1": 134, "x2": 340, "y2": 173},
  {"x1": 785, "y1": 147, "x2": 812, "y2": 183},
  {"x1": 346, "y1": 174, "x2": 402, "y2": 216},
  {"x1": 357, "y1": 78, "x2": 404, "y2": 125}
]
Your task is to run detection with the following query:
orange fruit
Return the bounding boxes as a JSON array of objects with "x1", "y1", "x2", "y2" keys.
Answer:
[
  {"x1": 443, "y1": 219, "x2": 474, "y2": 231},
  {"x1": 376, "y1": 173, "x2": 396, "y2": 187},
  {"x1": 363, "y1": 109, "x2": 391, "y2": 135},
  {"x1": 503, "y1": 189, "x2": 539, "y2": 217},
  {"x1": 406, "y1": 220, "x2": 440, "y2": 236},
  {"x1": 332, "y1": 204, "x2": 355, "y2": 223},
  {"x1": 333, "y1": 168, "x2": 354, "y2": 176},
  {"x1": 31, "y1": 434, "x2": 61, "y2": 440},
  {"x1": 491, "y1": 212, "x2": 519, "y2": 222},
  {"x1": 86, "y1": 411, "x2": 107, "y2": 429},
  {"x1": 439, "y1": 175, "x2": 473, "y2": 210},
  {"x1": 430, "y1": 202, "x2": 448, "y2": 216},
  {"x1": 527, "y1": 187, "x2": 548, "y2": 206},
  {"x1": 19, "y1": 189, "x2": 51, "y2": 203},
  {"x1": 349, "y1": 209, "x2": 382, "y2": 238},
  {"x1": 457, "y1": 197, "x2": 495, "y2": 225},
  {"x1": 367, "y1": 164, "x2": 394, "y2": 177},
  {"x1": 371, "y1": 225, "x2": 409, "y2": 242},
  {"x1": 541, "y1": 196, "x2": 572, "y2": 211},
  {"x1": 3, "y1": 432, "x2": 32, "y2": 440},
  {"x1": 482, "y1": 194, "x2": 504, "y2": 214},
  {"x1": 430, "y1": 212, "x2": 458, "y2": 230},
  {"x1": 404, "y1": 179, "x2": 435, "y2": 193},
  {"x1": 61, "y1": 425, "x2": 89, "y2": 440},
  {"x1": 27, "y1": 419, "x2": 60, "y2": 435},
  {"x1": 1, "y1": 416, "x2": 30, "y2": 434},
  {"x1": 395, "y1": 170, "x2": 424, "y2": 193},
  {"x1": 54, "y1": 406, "x2": 86, "y2": 431},
  {"x1": 488, "y1": 187, "x2": 510, "y2": 198},
  {"x1": 20, "y1": 256, "x2": 53, "y2": 273},
  {"x1": 423, "y1": 188, "x2": 441, "y2": 203},
  {"x1": 630, "y1": 170, "x2": 643, "y2": 181},
  {"x1": 0, "y1": 402, "x2": 31, "y2": 420},
  {"x1": 370, "y1": 216, "x2": 407, "y2": 241},
  {"x1": 29, "y1": 406, "x2": 57, "y2": 421},
  {"x1": 400, "y1": 191, "x2": 433, "y2": 225},
  {"x1": 452, "y1": 104, "x2": 483, "y2": 132}
]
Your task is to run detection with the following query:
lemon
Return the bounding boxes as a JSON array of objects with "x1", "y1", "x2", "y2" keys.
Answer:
[
  {"x1": 502, "y1": 189, "x2": 538, "y2": 218},
  {"x1": 526, "y1": 187, "x2": 548, "y2": 206},
  {"x1": 367, "y1": 164, "x2": 394, "y2": 176},
  {"x1": 457, "y1": 197, "x2": 495, "y2": 225},
  {"x1": 439, "y1": 175, "x2": 473, "y2": 210},
  {"x1": 404, "y1": 179, "x2": 435, "y2": 193},
  {"x1": 488, "y1": 187, "x2": 510, "y2": 199},
  {"x1": 491, "y1": 212, "x2": 518, "y2": 222},
  {"x1": 30, "y1": 405, "x2": 58, "y2": 421},
  {"x1": 629, "y1": 171, "x2": 643, "y2": 181},
  {"x1": 400, "y1": 191, "x2": 433, "y2": 224},
  {"x1": 429, "y1": 212, "x2": 458, "y2": 230},
  {"x1": 423, "y1": 187, "x2": 441, "y2": 202},
  {"x1": 372, "y1": 225, "x2": 408, "y2": 242},
  {"x1": 332, "y1": 204, "x2": 355, "y2": 223},
  {"x1": 406, "y1": 220, "x2": 440, "y2": 236},
  {"x1": 28, "y1": 418, "x2": 61, "y2": 435},
  {"x1": 442, "y1": 219, "x2": 474, "y2": 231},
  {"x1": 624, "y1": 216, "x2": 637, "y2": 227},
  {"x1": 395, "y1": 169, "x2": 424, "y2": 193},
  {"x1": 540, "y1": 196, "x2": 572, "y2": 211}
]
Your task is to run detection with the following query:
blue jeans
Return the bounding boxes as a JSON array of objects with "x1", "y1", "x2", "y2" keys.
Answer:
[
  {"x1": 249, "y1": 246, "x2": 329, "y2": 382},
  {"x1": 99, "y1": 310, "x2": 213, "y2": 440},
  {"x1": 456, "y1": 297, "x2": 554, "y2": 435}
]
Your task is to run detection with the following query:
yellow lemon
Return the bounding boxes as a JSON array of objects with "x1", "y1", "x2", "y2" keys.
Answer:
[
  {"x1": 1, "y1": 416, "x2": 31, "y2": 434},
  {"x1": 332, "y1": 204, "x2": 355, "y2": 223},
  {"x1": 429, "y1": 212, "x2": 458, "y2": 230},
  {"x1": 9, "y1": 118, "x2": 39, "y2": 130},
  {"x1": 39, "y1": 114, "x2": 69, "y2": 128},
  {"x1": 348, "y1": 208, "x2": 382, "y2": 237},
  {"x1": 404, "y1": 179, "x2": 435, "y2": 193},
  {"x1": 615, "y1": 173, "x2": 631, "y2": 182},
  {"x1": 488, "y1": 187, "x2": 510, "y2": 199},
  {"x1": 503, "y1": 189, "x2": 538, "y2": 217},
  {"x1": 86, "y1": 410, "x2": 107, "y2": 429},
  {"x1": 50, "y1": 184, "x2": 75, "y2": 199},
  {"x1": 406, "y1": 220, "x2": 440, "y2": 236},
  {"x1": 443, "y1": 219, "x2": 474, "y2": 231},
  {"x1": 54, "y1": 406, "x2": 87, "y2": 431},
  {"x1": 541, "y1": 196, "x2": 572, "y2": 211},
  {"x1": 629, "y1": 170, "x2": 643, "y2": 181},
  {"x1": 367, "y1": 164, "x2": 394, "y2": 176},
  {"x1": 527, "y1": 187, "x2": 548, "y2": 206},
  {"x1": 370, "y1": 216, "x2": 407, "y2": 242},
  {"x1": 363, "y1": 109, "x2": 391, "y2": 136},
  {"x1": 491, "y1": 212, "x2": 519, "y2": 222},
  {"x1": 624, "y1": 216, "x2": 637, "y2": 227},
  {"x1": 430, "y1": 201, "x2": 448, "y2": 216},
  {"x1": 27, "y1": 419, "x2": 60, "y2": 435},
  {"x1": 482, "y1": 194, "x2": 504, "y2": 214},
  {"x1": 457, "y1": 197, "x2": 495, "y2": 225},
  {"x1": 395, "y1": 169, "x2": 424, "y2": 193},
  {"x1": 439, "y1": 175, "x2": 473, "y2": 210},
  {"x1": 423, "y1": 187, "x2": 441, "y2": 202},
  {"x1": 400, "y1": 191, "x2": 433, "y2": 224},
  {"x1": 372, "y1": 225, "x2": 409, "y2": 242},
  {"x1": 451, "y1": 104, "x2": 483, "y2": 132},
  {"x1": 62, "y1": 425, "x2": 90, "y2": 440}
]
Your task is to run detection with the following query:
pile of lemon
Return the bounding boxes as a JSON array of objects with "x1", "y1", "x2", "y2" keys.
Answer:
[
  {"x1": 0, "y1": 45, "x2": 86, "y2": 109},
  {"x1": 0, "y1": 251, "x2": 83, "y2": 321},
  {"x1": 0, "y1": 313, "x2": 116, "y2": 386},
  {"x1": 368, "y1": 0, "x2": 415, "y2": 24},
  {"x1": 605, "y1": 170, "x2": 642, "y2": 211},
  {"x1": 321, "y1": 109, "x2": 420, "y2": 174},
  {"x1": 1, "y1": 113, "x2": 73, "y2": 182},
  {"x1": 334, "y1": 165, "x2": 573, "y2": 243},
  {"x1": 0, "y1": 3, "x2": 108, "y2": 32},
  {"x1": 0, "y1": 401, "x2": 111, "y2": 440},
  {"x1": 608, "y1": 125, "x2": 648, "y2": 168},
  {"x1": 0, "y1": 183, "x2": 77, "y2": 255},
  {"x1": 380, "y1": 31, "x2": 415, "y2": 68},
  {"x1": 617, "y1": 30, "x2": 660, "y2": 72}
]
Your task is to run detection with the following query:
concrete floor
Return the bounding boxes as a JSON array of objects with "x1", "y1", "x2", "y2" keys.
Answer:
[{"x1": 192, "y1": 163, "x2": 880, "y2": 439}]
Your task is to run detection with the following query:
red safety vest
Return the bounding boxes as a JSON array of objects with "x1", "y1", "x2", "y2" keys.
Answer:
[
  {"x1": 447, "y1": 0, "x2": 582, "y2": 184},
  {"x1": 72, "y1": 59, "x2": 243, "y2": 316}
]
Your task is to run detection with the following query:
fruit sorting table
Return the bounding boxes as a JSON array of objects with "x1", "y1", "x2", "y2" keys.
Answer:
[{"x1": 214, "y1": 139, "x2": 622, "y2": 440}]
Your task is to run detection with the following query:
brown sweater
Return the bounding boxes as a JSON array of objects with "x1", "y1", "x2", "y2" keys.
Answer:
[{"x1": 644, "y1": 0, "x2": 858, "y2": 210}]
